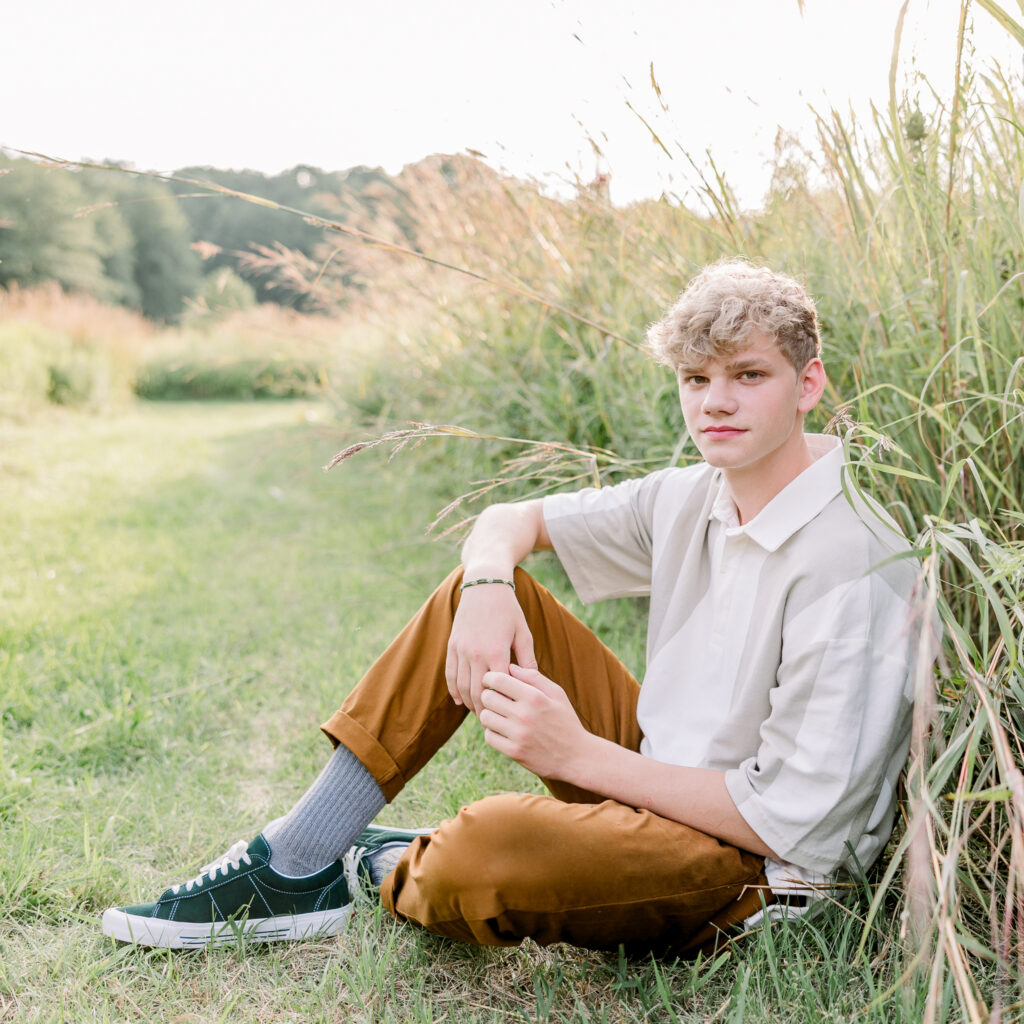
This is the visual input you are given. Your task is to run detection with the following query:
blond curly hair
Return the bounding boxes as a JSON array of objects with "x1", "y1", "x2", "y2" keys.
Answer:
[{"x1": 647, "y1": 260, "x2": 821, "y2": 372}]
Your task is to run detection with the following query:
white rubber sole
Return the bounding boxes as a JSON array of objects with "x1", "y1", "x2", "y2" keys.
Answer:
[{"x1": 101, "y1": 905, "x2": 352, "y2": 949}]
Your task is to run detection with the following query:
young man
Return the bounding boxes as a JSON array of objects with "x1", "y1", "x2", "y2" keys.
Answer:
[{"x1": 102, "y1": 260, "x2": 920, "y2": 954}]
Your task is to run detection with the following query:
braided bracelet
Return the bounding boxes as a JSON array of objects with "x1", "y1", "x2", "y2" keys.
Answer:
[{"x1": 460, "y1": 577, "x2": 516, "y2": 593}]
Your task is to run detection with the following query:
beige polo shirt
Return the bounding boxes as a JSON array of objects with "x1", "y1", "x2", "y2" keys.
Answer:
[{"x1": 542, "y1": 435, "x2": 920, "y2": 886}]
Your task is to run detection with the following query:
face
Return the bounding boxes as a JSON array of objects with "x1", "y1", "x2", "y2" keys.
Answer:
[{"x1": 676, "y1": 329, "x2": 824, "y2": 481}]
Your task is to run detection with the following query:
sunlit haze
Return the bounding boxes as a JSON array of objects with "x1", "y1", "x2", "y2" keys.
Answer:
[{"x1": 3, "y1": 0, "x2": 1019, "y2": 206}]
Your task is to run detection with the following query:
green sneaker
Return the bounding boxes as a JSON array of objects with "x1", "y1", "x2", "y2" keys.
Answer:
[
  {"x1": 344, "y1": 824, "x2": 434, "y2": 890},
  {"x1": 101, "y1": 834, "x2": 351, "y2": 949}
]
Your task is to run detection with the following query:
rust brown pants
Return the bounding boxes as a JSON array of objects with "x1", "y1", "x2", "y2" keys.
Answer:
[{"x1": 321, "y1": 567, "x2": 771, "y2": 955}]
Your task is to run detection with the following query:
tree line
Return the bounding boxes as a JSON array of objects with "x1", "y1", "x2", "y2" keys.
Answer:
[{"x1": 0, "y1": 156, "x2": 399, "y2": 320}]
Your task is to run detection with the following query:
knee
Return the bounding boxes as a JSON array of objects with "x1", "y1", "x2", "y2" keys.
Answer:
[
  {"x1": 426, "y1": 794, "x2": 535, "y2": 892},
  {"x1": 388, "y1": 795, "x2": 545, "y2": 918}
]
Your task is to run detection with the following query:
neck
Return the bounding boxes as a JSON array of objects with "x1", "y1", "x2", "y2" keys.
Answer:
[{"x1": 724, "y1": 432, "x2": 815, "y2": 524}]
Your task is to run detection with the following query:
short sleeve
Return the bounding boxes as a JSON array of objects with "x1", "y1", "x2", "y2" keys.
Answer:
[
  {"x1": 542, "y1": 470, "x2": 675, "y2": 604},
  {"x1": 724, "y1": 558, "x2": 918, "y2": 874}
]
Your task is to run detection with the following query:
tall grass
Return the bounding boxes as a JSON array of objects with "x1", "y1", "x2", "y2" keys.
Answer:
[
  {"x1": 0, "y1": 285, "x2": 356, "y2": 407},
  {"x1": 116, "y1": 11, "x2": 1019, "y2": 1015},
  {"x1": 12, "y1": 2, "x2": 1023, "y2": 1019},
  {"x1": 315, "y1": 8, "x2": 1024, "y2": 1019},
  {"x1": 0, "y1": 283, "x2": 151, "y2": 411}
]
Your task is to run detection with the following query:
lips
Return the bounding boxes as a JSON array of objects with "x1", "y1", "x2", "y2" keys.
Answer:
[{"x1": 702, "y1": 426, "x2": 746, "y2": 438}]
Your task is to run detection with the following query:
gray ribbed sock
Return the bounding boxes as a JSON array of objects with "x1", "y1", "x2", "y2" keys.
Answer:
[
  {"x1": 262, "y1": 744, "x2": 385, "y2": 876},
  {"x1": 367, "y1": 843, "x2": 411, "y2": 886}
]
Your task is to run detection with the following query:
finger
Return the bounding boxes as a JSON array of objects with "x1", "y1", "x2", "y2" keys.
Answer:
[
  {"x1": 478, "y1": 708, "x2": 511, "y2": 738},
  {"x1": 508, "y1": 663, "x2": 563, "y2": 698},
  {"x1": 470, "y1": 657, "x2": 490, "y2": 716},
  {"x1": 481, "y1": 670, "x2": 523, "y2": 700},
  {"x1": 513, "y1": 624, "x2": 538, "y2": 671},
  {"x1": 444, "y1": 643, "x2": 460, "y2": 703},
  {"x1": 482, "y1": 726, "x2": 515, "y2": 759},
  {"x1": 456, "y1": 656, "x2": 474, "y2": 712},
  {"x1": 479, "y1": 685, "x2": 517, "y2": 718}
]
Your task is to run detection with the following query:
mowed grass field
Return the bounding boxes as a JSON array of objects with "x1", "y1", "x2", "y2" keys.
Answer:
[{"x1": 1, "y1": 401, "x2": 923, "y2": 1023}]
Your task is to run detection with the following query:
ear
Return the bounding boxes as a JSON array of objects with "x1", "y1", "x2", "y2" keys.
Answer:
[{"x1": 797, "y1": 358, "x2": 826, "y2": 415}]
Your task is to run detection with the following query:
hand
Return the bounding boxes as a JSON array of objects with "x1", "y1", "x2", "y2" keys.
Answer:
[
  {"x1": 444, "y1": 583, "x2": 538, "y2": 715},
  {"x1": 477, "y1": 664, "x2": 589, "y2": 780}
]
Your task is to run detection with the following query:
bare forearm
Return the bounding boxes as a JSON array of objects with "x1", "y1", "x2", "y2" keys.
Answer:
[
  {"x1": 461, "y1": 500, "x2": 551, "y2": 577},
  {"x1": 479, "y1": 665, "x2": 777, "y2": 857},
  {"x1": 569, "y1": 734, "x2": 777, "y2": 858}
]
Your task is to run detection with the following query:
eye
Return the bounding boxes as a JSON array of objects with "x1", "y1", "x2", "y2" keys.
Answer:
[
  {"x1": 739, "y1": 370, "x2": 764, "y2": 381},
  {"x1": 681, "y1": 374, "x2": 709, "y2": 386}
]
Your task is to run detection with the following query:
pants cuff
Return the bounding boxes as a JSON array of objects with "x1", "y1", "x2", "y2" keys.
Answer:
[{"x1": 320, "y1": 711, "x2": 406, "y2": 803}]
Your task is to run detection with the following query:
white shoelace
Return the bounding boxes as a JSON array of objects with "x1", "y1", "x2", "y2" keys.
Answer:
[
  {"x1": 171, "y1": 839, "x2": 251, "y2": 894},
  {"x1": 341, "y1": 841, "x2": 411, "y2": 902},
  {"x1": 341, "y1": 845, "x2": 368, "y2": 903}
]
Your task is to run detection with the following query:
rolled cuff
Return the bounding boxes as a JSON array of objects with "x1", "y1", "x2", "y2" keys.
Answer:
[
  {"x1": 320, "y1": 711, "x2": 407, "y2": 803},
  {"x1": 725, "y1": 766, "x2": 852, "y2": 876}
]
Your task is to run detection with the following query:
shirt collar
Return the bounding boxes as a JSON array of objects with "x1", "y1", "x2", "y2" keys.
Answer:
[{"x1": 709, "y1": 435, "x2": 844, "y2": 551}]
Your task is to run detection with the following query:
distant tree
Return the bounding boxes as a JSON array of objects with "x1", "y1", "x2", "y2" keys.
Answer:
[
  {"x1": 169, "y1": 164, "x2": 393, "y2": 308},
  {"x1": 78, "y1": 167, "x2": 201, "y2": 320},
  {"x1": 0, "y1": 155, "x2": 424, "y2": 318},
  {"x1": 0, "y1": 158, "x2": 201, "y2": 319},
  {"x1": 0, "y1": 157, "x2": 121, "y2": 299},
  {"x1": 118, "y1": 189, "x2": 200, "y2": 320},
  {"x1": 88, "y1": 195, "x2": 143, "y2": 308},
  {"x1": 170, "y1": 166, "x2": 322, "y2": 307},
  {"x1": 196, "y1": 267, "x2": 256, "y2": 314}
]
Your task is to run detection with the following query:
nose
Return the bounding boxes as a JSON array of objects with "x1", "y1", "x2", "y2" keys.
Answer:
[{"x1": 701, "y1": 378, "x2": 736, "y2": 415}]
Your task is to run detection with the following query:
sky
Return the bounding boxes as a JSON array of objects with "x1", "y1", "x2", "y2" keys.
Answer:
[{"x1": 3, "y1": 0, "x2": 1020, "y2": 208}]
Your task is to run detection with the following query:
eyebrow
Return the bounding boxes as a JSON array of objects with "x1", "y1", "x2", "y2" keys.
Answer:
[
  {"x1": 724, "y1": 357, "x2": 772, "y2": 372},
  {"x1": 677, "y1": 357, "x2": 772, "y2": 375}
]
